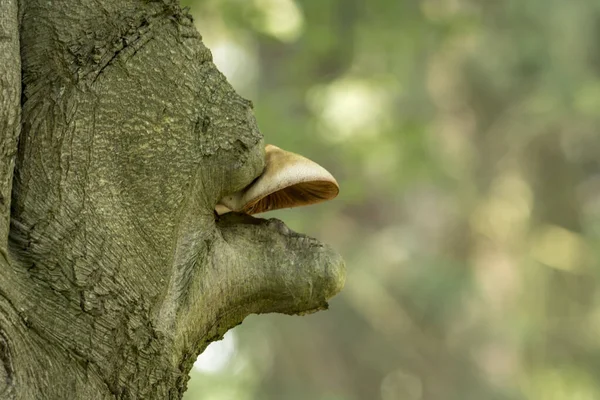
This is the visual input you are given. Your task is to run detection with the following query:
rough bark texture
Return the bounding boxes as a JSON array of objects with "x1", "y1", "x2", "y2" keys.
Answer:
[
  {"x1": 0, "y1": 1, "x2": 345, "y2": 399},
  {"x1": 0, "y1": 0, "x2": 20, "y2": 256}
]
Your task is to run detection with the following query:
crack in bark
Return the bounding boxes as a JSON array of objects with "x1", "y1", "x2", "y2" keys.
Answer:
[{"x1": 90, "y1": 20, "x2": 159, "y2": 84}]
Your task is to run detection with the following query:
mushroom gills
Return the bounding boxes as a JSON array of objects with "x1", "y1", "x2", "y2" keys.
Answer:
[{"x1": 216, "y1": 144, "x2": 339, "y2": 215}]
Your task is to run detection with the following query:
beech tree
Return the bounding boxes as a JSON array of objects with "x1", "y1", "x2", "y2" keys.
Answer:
[{"x1": 0, "y1": 0, "x2": 345, "y2": 398}]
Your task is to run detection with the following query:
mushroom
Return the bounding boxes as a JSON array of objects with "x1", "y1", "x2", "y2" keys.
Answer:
[{"x1": 216, "y1": 144, "x2": 339, "y2": 215}]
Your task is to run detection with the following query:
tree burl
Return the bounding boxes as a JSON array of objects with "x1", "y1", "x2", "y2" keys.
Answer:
[{"x1": 0, "y1": 0, "x2": 345, "y2": 398}]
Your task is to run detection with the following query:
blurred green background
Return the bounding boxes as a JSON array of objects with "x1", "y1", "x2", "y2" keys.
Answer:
[{"x1": 180, "y1": 0, "x2": 600, "y2": 399}]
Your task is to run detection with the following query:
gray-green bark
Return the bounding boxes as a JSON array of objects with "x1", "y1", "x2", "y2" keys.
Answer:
[
  {"x1": 0, "y1": 1, "x2": 345, "y2": 398},
  {"x1": 0, "y1": 0, "x2": 20, "y2": 257}
]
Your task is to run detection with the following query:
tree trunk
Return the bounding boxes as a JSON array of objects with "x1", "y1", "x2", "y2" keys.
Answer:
[{"x1": 0, "y1": 1, "x2": 345, "y2": 398}]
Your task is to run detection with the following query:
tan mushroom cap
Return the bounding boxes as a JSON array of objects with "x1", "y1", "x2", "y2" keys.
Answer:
[{"x1": 217, "y1": 144, "x2": 339, "y2": 215}]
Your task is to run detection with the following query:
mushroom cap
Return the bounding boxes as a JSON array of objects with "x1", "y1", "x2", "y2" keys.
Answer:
[{"x1": 217, "y1": 144, "x2": 339, "y2": 215}]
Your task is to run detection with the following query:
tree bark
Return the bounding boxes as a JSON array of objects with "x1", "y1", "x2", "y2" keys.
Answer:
[
  {"x1": 0, "y1": 1, "x2": 345, "y2": 398},
  {"x1": 0, "y1": 0, "x2": 20, "y2": 257}
]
